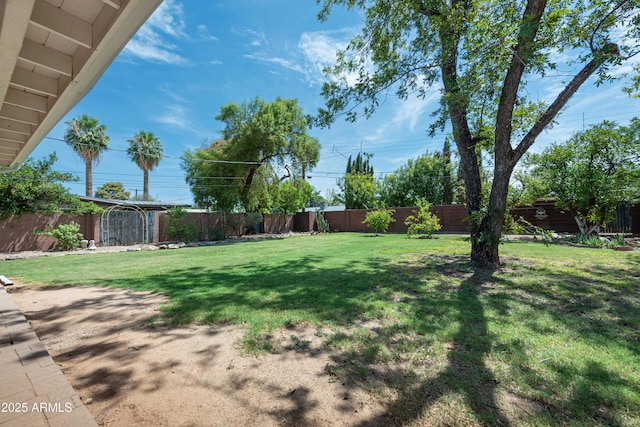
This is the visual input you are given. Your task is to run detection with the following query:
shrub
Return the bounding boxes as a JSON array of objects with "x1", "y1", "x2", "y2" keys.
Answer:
[
  {"x1": 610, "y1": 233, "x2": 626, "y2": 247},
  {"x1": 228, "y1": 212, "x2": 263, "y2": 237},
  {"x1": 363, "y1": 208, "x2": 396, "y2": 235},
  {"x1": 246, "y1": 212, "x2": 263, "y2": 234},
  {"x1": 165, "y1": 206, "x2": 198, "y2": 242},
  {"x1": 505, "y1": 216, "x2": 554, "y2": 245},
  {"x1": 35, "y1": 222, "x2": 84, "y2": 251},
  {"x1": 404, "y1": 200, "x2": 441, "y2": 238},
  {"x1": 315, "y1": 210, "x2": 330, "y2": 233},
  {"x1": 208, "y1": 227, "x2": 226, "y2": 241},
  {"x1": 166, "y1": 206, "x2": 186, "y2": 240}
]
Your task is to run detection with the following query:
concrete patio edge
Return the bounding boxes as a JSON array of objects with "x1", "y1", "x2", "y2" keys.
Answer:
[{"x1": 0, "y1": 285, "x2": 97, "y2": 427}]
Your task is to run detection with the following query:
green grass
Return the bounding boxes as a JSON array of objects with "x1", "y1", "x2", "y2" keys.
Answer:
[{"x1": 2, "y1": 233, "x2": 639, "y2": 426}]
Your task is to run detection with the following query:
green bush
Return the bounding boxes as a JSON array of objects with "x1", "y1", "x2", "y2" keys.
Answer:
[
  {"x1": 35, "y1": 222, "x2": 84, "y2": 251},
  {"x1": 315, "y1": 210, "x2": 330, "y2": 233},
  {"x1": 505, "y1": 216, "x2": 554, "y2": 245},
  {"x1": 246, "y1": 212, "x2": 263, "y2": 234},
  {"x1": 208, "y1": 227, "x2": 226, "y2": 241},
  {"x1": 165, "y1": 206, "x2": 186, "y2": 240},
  {"x1": 363, "y1": 208, "x2": 395, "y2": 235},
  {"x1": 404, "y1": 199, "x2": 441, "y2": 238},
  {"x1": 227, "y1": 212, "x2": 263, "y2": 237},
  {"x1": 165, "y1": 206, "x2": 198, "y2": 242}
]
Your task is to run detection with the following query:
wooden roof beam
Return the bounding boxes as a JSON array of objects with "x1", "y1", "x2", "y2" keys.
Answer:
[
  {"x1": 30, "y1": 0, "x2": 93, "y2": 49},
  {"x1": 10, "y1": 67, "x2": 58, "y2": 97},
  {"x1": 19, "y1": 39, "x2": 73, "y2": 76},
  {"x1": 4, "y1": 88, "x2": 48, "y2": 113},
  {"x1": 101, "y1": 0, "x2": 121, "y2": 10},
  {"x1": 0, "y1": 104, "x2": 39, "y2": 125}
]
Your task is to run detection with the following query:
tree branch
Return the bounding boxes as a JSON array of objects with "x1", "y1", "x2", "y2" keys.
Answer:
[
  {"x1": 494, "y1": 0, "x2": 547, "y2": 163},
  {"x1": 512, "y1": 43, "x2": 620, "y2": 164}
]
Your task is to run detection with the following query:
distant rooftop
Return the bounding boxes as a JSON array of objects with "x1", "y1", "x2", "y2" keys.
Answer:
[{"x1": 78, "y1": 196, "x2": 191, "y2": 211}]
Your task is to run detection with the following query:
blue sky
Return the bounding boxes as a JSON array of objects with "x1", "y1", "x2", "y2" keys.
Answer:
[{"x1": 30, "y1": 0, "x2": 640, "y2": 204}]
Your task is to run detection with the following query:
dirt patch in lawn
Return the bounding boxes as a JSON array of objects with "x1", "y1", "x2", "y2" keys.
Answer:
[{"x1": 8, "y1": 283, "x2": 386, "y2": 426}]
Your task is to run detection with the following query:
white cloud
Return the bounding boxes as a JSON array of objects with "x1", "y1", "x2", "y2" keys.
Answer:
[
  {"x1": 232, "y1": 28, "x2": 268, "y2": 47},
  {"x1": 239, "y1": 28, "x2": 356, "y2": 86},
  {"x1": 197, "y1": 24, "x2": 219, "y2": 42},
  {"x1": 123, "y1": 0, "x2": 189, "y2": 65},
  {"x1": 298, "y1": 29, "x2": 358, "y2": 86},
  {"x1": 243, "y1": 54, "x2": 304, "y2": 74},
  {"x1": 392, "y1": 90, "x2": 440, "y2": 132},
  {"x1": 151, "y1": 104, "x2": 193, "y2": 130}
]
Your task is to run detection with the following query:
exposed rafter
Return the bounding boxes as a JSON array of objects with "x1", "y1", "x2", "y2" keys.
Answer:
[
  {"x1": 0, "y1": 0, "x2": 164, "y2": 167},
  {"x1": 19, "y1": 39, "x2": 73, "y2": 76},
  {"x1": 30, "y1": 0, "x2": 93, "y2": 49}
]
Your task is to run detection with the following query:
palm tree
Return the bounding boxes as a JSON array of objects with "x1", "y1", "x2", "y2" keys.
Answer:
[
  {"x1": 127, "y1": 131, "x2": 163, "y2": 200},
  {"x1": 63, "y1": 115, "x2": 110, "y2": 197}
]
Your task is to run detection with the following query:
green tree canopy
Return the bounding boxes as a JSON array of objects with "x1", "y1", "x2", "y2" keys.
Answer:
[
  {"x1": 95, "y1": 182, "x2": 131, "y2": 200},
  {"x1": 317, "y1": 0, "x2": 640, "y2": 267},
  {"x1": 339, "y1": 172, "x2": 378, "y2": 209},
  {"x1": 127, "y1": 130, "x2": 163, "y2": 200},
  {"x1": 380, "y1": 143, "x2": 455, "y2": 207},
  {"x1": 525, "y1": 119, "x2": 640, "y2": 235},
  {"x1": 183, "y1": 97, "x2": 321, "y2": 212},
  {"x1": 275, "y1": 178, "x2": 313, "y2": 214},
  {"x1": 340, "y1": 152, "x2": 377, "y2": 209},
  {"x1": 0, "y1": 154, "x2": 98, "y2": 218},
  {"x1": 63, "y1": 114, "x2": 110, "y2": 197}
]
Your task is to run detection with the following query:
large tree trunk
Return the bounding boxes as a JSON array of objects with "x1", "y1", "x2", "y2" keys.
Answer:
[
  {"x1": 469, "y1": 166, "x2": 513, "y2": 268},
  {"x1": 85, "y1": 160, "x2": 92, "y2": 197},
  {"x1": 451, "y1": 1, "x2": 615, "y2": 269},
  {"x1": 143, "y1": 169, "x2": 149, "y2": 200}
]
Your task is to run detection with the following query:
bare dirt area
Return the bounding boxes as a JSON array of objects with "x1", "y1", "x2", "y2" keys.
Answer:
[{"x1": 8, "y1": 282, "x2": 386, "y2": 427}]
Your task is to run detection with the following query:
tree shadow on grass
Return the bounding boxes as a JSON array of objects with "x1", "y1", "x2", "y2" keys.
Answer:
[
  {"x1": 75, "y1": 252, "x2": 515, "y2": 425},
  {"x1": 11, "y1": 241, "x2": 640, "y2": 426}
]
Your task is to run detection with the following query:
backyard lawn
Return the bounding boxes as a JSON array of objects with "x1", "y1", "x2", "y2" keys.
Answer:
[{"x1": 2, "y1": 233, "x2": 639, "y2": 426}]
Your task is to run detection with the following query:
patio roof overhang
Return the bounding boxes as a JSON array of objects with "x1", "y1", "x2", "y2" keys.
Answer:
[{"x1": 0, "y1": 0, "x2": 163, "y2": 169}]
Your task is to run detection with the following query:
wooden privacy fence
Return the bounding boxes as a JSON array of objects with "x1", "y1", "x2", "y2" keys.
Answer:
[
  {"x1": 0, "y1": 203, "x2": 637, "y2": 252},
  {"x1": 319, "y1": 205, "x2": 471, "y2": 233},
  {"x1": 155, "y1": 212, "x2": 294, "y2": 242}
]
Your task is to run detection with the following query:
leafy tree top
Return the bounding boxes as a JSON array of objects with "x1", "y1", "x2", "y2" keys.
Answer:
[
  {"x1": 95, "y1": 182, "x2": 131, "y2": 200},
  {"x1": 63, "y1": 114, "x2": 110, "y2": 163},
  {"x1": 316, "y1": 0, "x2": 640, "y2": 267},
  {"x1": 183, "y1": 97, "x2": 320, "y2": 212},
  {"x1": 0, "y1": 154, "x2": 99, "y2": 218},
  {"x1": 127, "y1": 130, "x2": 163, "y2": 172}
]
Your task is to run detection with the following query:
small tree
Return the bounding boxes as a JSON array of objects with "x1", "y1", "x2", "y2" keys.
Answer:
[
  {"x1": 165, "y1": 206, "x2": 196, "y2": 242},
  {"x1": 315, "y1": 209, "x2": 330, "y2": 233},
  {"x1": 95, "y1": 182, "x2": 130, "y2": 200},
  {"x1": 363, "y1": 208, "x2": 395, "y2": 235},
  {"x1": 404, "y1": 199, "x2": 442, "y2": 238},
  {"x1": 527, "y1": 119, "x2": 640, "y2": 236}
]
